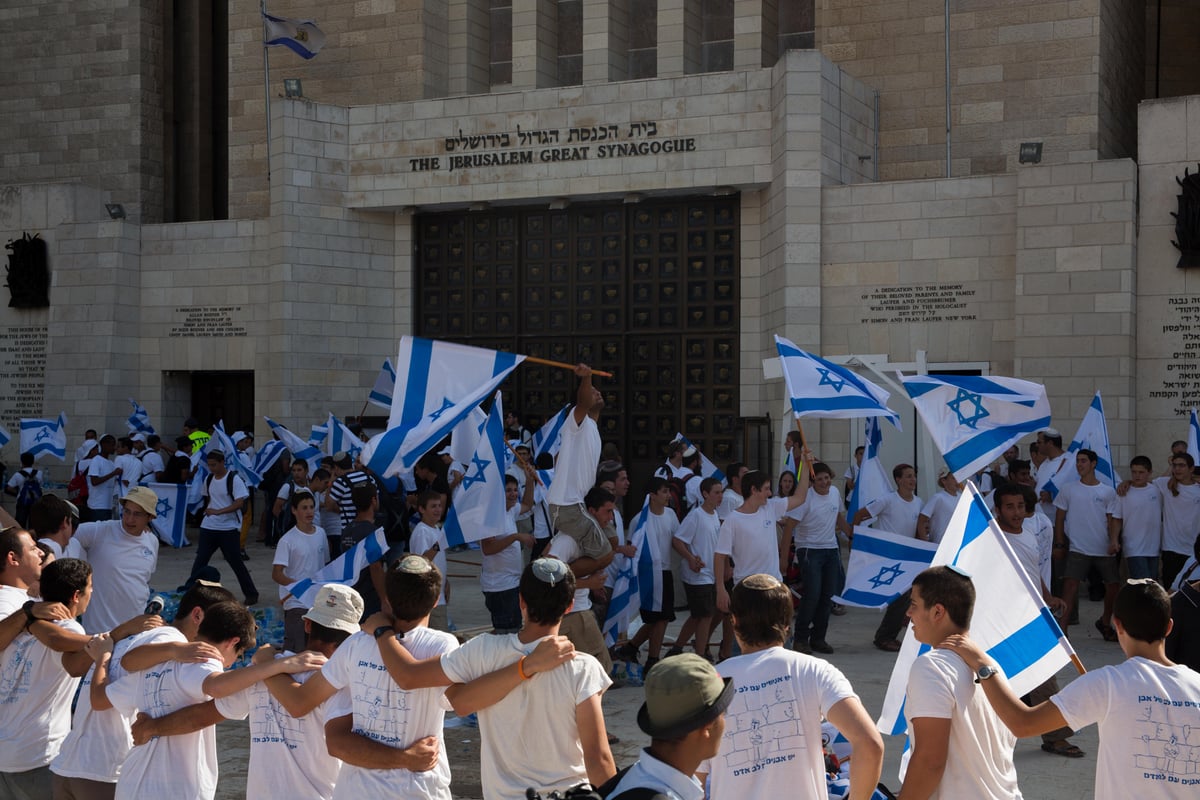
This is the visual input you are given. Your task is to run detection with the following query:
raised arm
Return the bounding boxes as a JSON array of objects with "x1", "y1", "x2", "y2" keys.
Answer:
[
  {"x1": 121, "y1": 640, "x2": 224, "y2": 673},
  {"x1": 324, "y1": 714, "x2": 440, "y2": 771},
  {"x1": 572, "y1": 364, "x2": 597, "y2": 423},
  {"x1": 87, "y1": 633, "x2": 116, "y2": 711},
  {"x1": 202, "y1": 650, "x2": 327, "y2": 699}
]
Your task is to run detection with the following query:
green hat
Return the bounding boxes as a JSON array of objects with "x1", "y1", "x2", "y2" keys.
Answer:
[{"x1": 637, "y1": 654, "x2": 734, "y2": 738}]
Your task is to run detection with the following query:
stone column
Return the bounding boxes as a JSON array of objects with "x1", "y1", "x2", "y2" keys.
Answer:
[
  {"x1": 582, "y1": 0, "x2": 628, "y2": 83},
  {"x1": 512, "y1": 0, "x2": 558, "y2": 89}
]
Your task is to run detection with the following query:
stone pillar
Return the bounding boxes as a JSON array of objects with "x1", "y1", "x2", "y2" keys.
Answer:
[
  {"x1": 658, "y1": 0, "x2": 702, "y2": 77},
  {"x1": 448, "y1": 0, "x2": 490, "y2": 95},
  {"x1": 512, "y1": 0, "x2": 558, "y2": 89},
  {"x1": 422, "y1": 0, "x2": 450, "y2": 98},
  {"x1": 582, "y1": 0, "x2": 628, "y2": 83},
  {"x1": 735, "y1": 0, "x2": 777, "y2": 70}
]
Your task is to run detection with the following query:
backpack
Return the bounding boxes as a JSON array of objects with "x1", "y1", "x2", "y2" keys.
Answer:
[
  {"x1": 276, "y1": 479, "x2": 298, "y2": 536},
  {"x1": 592, "y1": 765, "x2": 668, "y2": 800},
  {"x1": 204, "y1": 472, "x2": 238, "y2": 520},
  {"x1": 14, "y1": 469, "x2": 42, "y2": 524},
  {"x1": 664, "y1": 476, "x2": 690, "y2": 522},
  {"x1": 67, "y1": 465, "x2": 89, "y2": 504}
]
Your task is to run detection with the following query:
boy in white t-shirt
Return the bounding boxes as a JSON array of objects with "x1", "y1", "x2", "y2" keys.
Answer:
[
  {"x1": 273, "y1": 489, "x2": 329, "y2": 651},
  {"x1": 624, "y1": 478, "x2": 680, "y2": 669},
  {"x1": 946, "y1": 578, "x2": 1200, "y2": 800},
  {"x1": 480, "y1": 473, "x2": 535, "y2": 633},
  {"x1": 669, "y1": 477, "x2": 724, "y2": 661},
  {"x1": 1113, "y1": 456, "x2": 1163, "y2": 580},
  {"x1": 409, "y1": 489, "x2": 451, "y2": 630}
]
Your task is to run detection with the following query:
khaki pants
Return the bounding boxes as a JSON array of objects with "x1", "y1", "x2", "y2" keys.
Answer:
[
  {"x1": 559, "y1": 608, "x2": 613, "y2": 676},
  {"x1": 549, "y1": 503, "x2": 613, "y2": 559}
]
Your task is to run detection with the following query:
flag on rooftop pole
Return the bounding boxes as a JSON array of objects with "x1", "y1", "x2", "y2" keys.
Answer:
[
  {"x1": 832, "y1": 527, "x2": 938, "y2": 608},
  {"x1": 20, "y1": 414, "x2": 67, "y2": 461},
  {"x1": 1187, "y1": 408, "x2": 1200, "y2": 468},
  {"x1": 1045, "y1": 392, "x2": 1116, "y2": 497},
  {"x1": 877, "y1": 484, "x2": 1079, "y2": 748},
  {"x1": 265, "y1": 417, "x2": 325, "y2": 473},
  {"x1": 901, "y1": 373, "x2": 1050, "y2": 483},
  {"x1": 443, "y1": 393, "x2": 508, "y2": 548},
  {"x1": 0, "y1": 424, "x2": 10, "y2": 449},
  {"x1": 262, "y1": 10, "x2": 325, "y2": 59},
  {"x1": 604, "y1": 497, "x2": 648, "y2": 646},
  {"x1": 127, "y1": 399, "x2": 155, "y2": 436},
  {"x1": 286, "y1": 528, "x2": 389, "y2": 608},
  {"x1": 847, "y1": 416, "x2": 891, "y2": 522},
  {"x1": 362, "y1": 337, "x2": 525, "y2": 477},
  {"x1": 671, "y1": 432, "x2": 726, "y2": 482},
  {"x1": 774, "y1": 335, "x2": 901, "y2": 428},
  {"x1": 147, "y1": 482, "x2": 190, "y2": 548},
  {"x1": 531, "y1": 404, "x2": 571, "y2": 460},
  {"x1": 367, "y1": 358, "x2": 396, "y2": 410}
]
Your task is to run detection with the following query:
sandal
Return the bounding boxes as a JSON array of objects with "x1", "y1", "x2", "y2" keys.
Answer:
[
  {"x1": 1094, "y1": 619, "x2": 1119, "y2": 642},
  {"x1": 1041, "y1": 740, "x2": 1085, "y2": 758},
  {"x1": 874, "y1": 639, "x2": 902, "y2": 652}
]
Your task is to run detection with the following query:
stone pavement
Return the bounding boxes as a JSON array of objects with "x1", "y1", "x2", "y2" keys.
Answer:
[{"x1": 150, "y1": 533, "x2": 1123, "y2": 800}]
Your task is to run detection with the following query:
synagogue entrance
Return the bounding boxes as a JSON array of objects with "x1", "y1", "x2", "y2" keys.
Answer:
[{"x1": 414, "y1": 196, "x2": 741, "y2": 485}]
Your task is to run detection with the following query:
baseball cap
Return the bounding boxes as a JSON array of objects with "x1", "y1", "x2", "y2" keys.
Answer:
[{"x1": 637, "y1": 654, "x2": 734, "y2": 738}]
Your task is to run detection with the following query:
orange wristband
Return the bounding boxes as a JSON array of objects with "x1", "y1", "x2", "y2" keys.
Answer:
[{"x1": 518, "y1": 656, "x2": 532, "y2": 680}]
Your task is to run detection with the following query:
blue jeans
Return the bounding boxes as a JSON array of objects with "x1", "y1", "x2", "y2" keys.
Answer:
[
  {"x1": 1125, "y1": 556, "x2": 1159, "y2": 581},
  {"x1": 792, "y1": 547, "x2": 841, "y2": 645},
  {"x1": 484, "y1": 588, "x2": 522, "y2": 633}
]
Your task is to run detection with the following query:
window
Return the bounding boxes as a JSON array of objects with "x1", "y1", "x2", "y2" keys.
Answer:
[
  {"x1": 779, "y1": 0, "x2": 815, "y2": 51},
  {"x1": 490, "y1": 0, "x2": 513, "y2": 86},
  {"x1": 558, "y1": 0, "x2": 582, "y2": 85},
  {"x1": 700, "y1": 0, "x2": 733, "y2": 72},
  {"x1": 628, "y1": 0, "x2": 657, "y2": 79}
]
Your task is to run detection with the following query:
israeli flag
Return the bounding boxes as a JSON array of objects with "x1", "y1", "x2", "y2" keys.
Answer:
[
  {"x1": 326, "y1": 414, "x2": 364, "y2": 463},
  {"x1": 443, "y1": 393, "x2": 508, "y2": 548},
  {"x1": 448, "y1": 406, "x2": 487, "y2": 471},
  {"x1": 775, "y1": 335, "x2": 900, "y2": 427},
  {"x1": 127, "y1": 399, "x2": 155, "y2": 435},
  {"x1": 147, "y1": 483, "x2": 190, "y2": 548},
  {"x1": 186, "y1": 452, "x2": 208, "y2": 514},
  {"x1": 286, "y1": 528, "x2": 389, "y2": 608},
  {"x1": 262, "y1": 11, "x2": 325, "y2": 59},
  {"x1": 368, "y1": 358, "x2": 396, "y2": 410},
  {"x1": 877, "y1": 483, "x2": 1078, "y2": 740},
  {"x1": 362, "y1": 337, "x2": 525, "y2": 477},
  {"x1": 833, "y1": 527, "x2": 938, "y2": 608},
  {"x1": 531, "y1": 405, "x2": 571, "y2": 460},
  {"x1": 1187, "y1": 409, "x2": 1200, "y2": 467},
  {"x1": 253, "y1": 439, "x2": 288, "y2": 476},
  {"x1": 604, "y1": 498, "x2": 648, "y2": 646},
  {"x1": 265, "y1": 418, "x2": 325, "y2": 473},
  {"x1": 671, "y1": 432, "x2": 726, "y2": 482},
  {"x1": 308, "y1": 423, "x2": 329, "y2": 449},
  {"x1": 0, "y1": 424, "x2": 10, "y2": 449},
  {"x1": 902, "y1": 374, "x2": 1050, "y2": 482},
  {"x1": 205, "y1": 421, "x2": 263, "y2": 488},
  {"x1": 20, "y1": 413, "x2": 67, "y2": 461},
  {"x1": 636, "y1": 498, "x2": 665, "y2": 613},
  {"x1": 847, "y1": 417, "x2": 891, "y2": 522},
  {"x1": 1046, "y1": 392, "x2": 1116, "y2": 495}
]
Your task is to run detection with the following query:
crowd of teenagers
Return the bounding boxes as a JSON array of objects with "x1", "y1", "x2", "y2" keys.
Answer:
[{"x1": 1, "y1": 364, "x2": 1199, "y2": 799}]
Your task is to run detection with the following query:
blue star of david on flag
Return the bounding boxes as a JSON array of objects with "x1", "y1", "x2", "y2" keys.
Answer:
[
  {"x1": 157, "y1": 497, "x2": 173, "y2": 517},
  {"x1": 35, "y1": 428, "x2": 52, "y2": 442},
  {"x1": 443, "y1": 392, "x2": 509, "y2": 547},
  {"x1": 947, "y1": 388, "x2": 989, "y2": 429},
  {"x1": 817, "y1": 367, "x2": 847, "y2": 392},
  {"x1": 868, "y1": 563, "x2": 904, "y2": 589},
  {"x1": 427, "y1": 397, "x2": 455, "y2": 421},
  {"x1": 460, "y1": 454, "x2": 492, "y2": 491}
]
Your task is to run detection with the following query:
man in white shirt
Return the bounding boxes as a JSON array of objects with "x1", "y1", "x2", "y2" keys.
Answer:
[
  {"x1": 74, "y1": 487, "x2": 161, "y2": 635},
  {"x1": 917, "y1": 469, "x2": 960, "y2": 544},
  {"x1": 783, "y1": 462, "x2": 851, "y2": 655},
  {"x1": 1053, "y1": 449, "x2": 1120, "y2": 640},
  {"x1": 670, "y1": 478, "x2": 724, "y2": 661},
  {"x1": 945, "y1": 578, "x2": 1200, "y2": 800},
  {"x1": 113, "y1": 437, "x2": 143, "y2": 499},
  {"x1": 853, "y1": 463, "x2": 923, "y2": 652},
  {"x1": 86, "y1": 435, "x2": 123, "y2": 522},
  {"x1": 138, "y1": 435, "x2": 166, "y2": 483},
  {"x1": 655, "y1": 440, "x2": 696, "y2": 481},
  {"x1": 1035, "y1": 428, "x2": 1072, "y2": 520},
  {"x1": 1152, "y1": 453, "x2": 1200, "y2": 588},
  {"x1": 186, "y1": 450, "x2": 259, "y2": 606},
  {"x1": 624, "y1": 478, "x2": 681, "y2": 669},
  {"x1": 899, "y1": 566, "x2": 1022, "y2": 799},
  {"x1": 1113, "y1": 456, "x2": 1163, "y2": 581},
  {"x1": 30, "y1": 494, "x2": 83, "y2": 561}
]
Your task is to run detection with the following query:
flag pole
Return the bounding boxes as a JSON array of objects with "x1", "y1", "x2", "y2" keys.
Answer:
[
  {"x1": 792, "y1": 417, "x2": 816, "y2": 478},
  {"x1": 261, "y1": 0, "x2": 272, "y2": 185},
  {"x1": 522, "y1": 355, "x2": 613, "y2": 378}
]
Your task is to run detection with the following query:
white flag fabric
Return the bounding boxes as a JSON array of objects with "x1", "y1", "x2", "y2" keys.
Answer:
[
  {"x1": 368, "y1": 358, "x2": 396, "y2": 410},
  {"x1": 206, "y1": 421, "x2": 263, "y2": 488},
  {"x1": 531, "y1": 405, "x2": 571, "y2": 460},
  {"x1": 286, "y1": 528, "x2": 389, "y2": 608},
  {"x1": 1046, "y1": 392, "x2": 1116, "y2": 495},
  {"x1": 262, "y1": 12, "x2": 325, "y2": 59},
  {"x1": 147, "y1": 482, "x2": 190, "y2": 548},
  {"x1": 20, "y1": 414, "x2": 67, "y2": 461},
  {"x1": 253, "y1": 439, "x2": 288, "y2": 476},
  {"x1": 127, "y1": 399, "x2": 155, "y2": 435},
  {"x1": 443, "y1": 393, "x2": 509, "y2": 547},
  {"x1": 362, "y1": 337, "x2": 525, "y2": 477},
  {"x1": 847, "y1": 416, "x2": 891, "y2": 522},
  {"x1": 326, "y1": 413, "x2": 364, "y2": 463},
  {"x1": 448, "y1": 406, "x2": 487, "y2": 470},
  {"x1": 671, "y1": 432, "x2": 726, "y2": 482},
  {"x1": 1188, "y1": 409, "x2": 1200, "y2": 468},
  {"x1": 775, "y1": 335, "x2": 900, "y2": 427},
  {"x1": 604, "y1": 498, "x2": 648, "y2": 646},
  {"x1": 265, "y1": 417, "x2": 324, "y2": 473},
  {"x1": 877, "y1": 483, "x2": 1077, "y2": 739},
  {"x1": 901, "y1": 374, "x2": 1050, "y2": 482},
  {"x1": 833, "y1": 527, "x2": 938, "y2": 609}
]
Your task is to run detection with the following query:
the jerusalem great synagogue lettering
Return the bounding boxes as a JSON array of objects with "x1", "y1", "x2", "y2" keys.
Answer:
[{"x1": 409, "y1": 121, "x2": 696, "y2": 173}]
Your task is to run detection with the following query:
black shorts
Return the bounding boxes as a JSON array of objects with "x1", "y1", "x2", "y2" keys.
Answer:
[
  {"x1": 683, "y1": 583, "x2": 717, "y2": 617},
  {"x1": 640, "y1": 571, "x2": 677, "y2": 624}
]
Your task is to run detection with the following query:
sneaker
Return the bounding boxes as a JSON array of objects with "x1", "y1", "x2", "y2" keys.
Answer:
[
  {"x1": 665, "y1": 646, "x2": 684, "y2": 658},
  {"x1": 794, "y1": 640, "x2": 813, "y2": 655},
  {"x1": 244, "y1": 595, "x2": 259, "y2": 606},
  {"x1": 810, "y1": 640, "x2": 835, "y2": 654},
  {"x1": 643, "y1": 656, "x2": 660, "y2": 672},
  {"x1": 240, "y1": 549, "x2": 250, "y2": 561},
  {"x1": 614, "y1": 643, "x2": 639, "y2": 664},
  {"x1": 831, "y1": 603, "x2": 847, "y2": 616}
]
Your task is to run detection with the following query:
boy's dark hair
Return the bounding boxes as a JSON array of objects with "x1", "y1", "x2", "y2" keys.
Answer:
[
  {"x1": 812, "y1": 462, "x2": 833, "y2": 478},
  {"x1": 892, "y1": 463, "x2": 915, "y2": 482},
  {"x1": 1008, "y1": 458, "x2": 1030, "y2": 474},
  {"x1": 197, "y1": 601, "x2": 257, "y2": 651},
  {"x1": 118, "y1": 436, "x2": 133, "y2": 450},
  {"x1": 0, "y1": 528, "x2": 27, "y2": 570},
  {"x1": 911, "y1": 566, "x2": 975, "y2": 629},
  {"x1": 699, "y1": 476, "x2": 722, "y2": 495},
  {"x1": 730, "y1": 575, "x2": 792, "y2": 648},
  {"x1": 307, "y1": 621, "x2": 353, "y2": 648},
  {"x1": 992, "y1": 483, "x2": 1025, "y2": 511},
  {"x1": 519, "y1": 562, "x2": 576, "y2": 625},
  {"x1": 146, "y1": 434, "x2": 161, "y2": 449},
  {"x1": 644, "y1": 475, "x2": 668, "y2": 496},
  {"x1": 19, "y1": 452, "x2": 34, "y2": 467},
  {"x1": 289, "y1": 488, "x2": 316, "y2": 511},
  {"x1": 175, "y1": 436, "x2": 192, "y2": 451},
  {"x1": 534, "y1": 452, "x2": 554, "y2": 470},
  {"x1": 1172, "y1": 440, "x2": 1188, "y2": 450},
  {"x1": 1113, "y1": 579, "x2": 1172, "y2": 643},
  {"x1": 416, "y1": 489, "x2": 443, "y2": 510},
  {"x1": 595, "y1": 461, "x2": 625, "y2": 486},
  {"x1": 739, "y1": 470, "x2": 770, "y2": 499},
  {"x1": 416, "y1": 452, "x2": 445, "y2": 475},
  {"x1": 100, "y1": 434, "x2": 116, "y2": 446},
  {"x1": 1130, "y1": 455, "x2": 1153, "y2": 471},
  {"x1": 39, "y1": 558, "x2": 92, "y2": 605},
  {"x1": 584, "y1": 486, "x2": 615, "y2": 512},
  {"x1": 386, "y1": 561, "x2": 443, "y2": 621},
  {"x1": 854, "y1": 445, "x2": 865, "y2": 455},
  {"x1": 312, "y1": 467, "x2": 332, "y2": 482},
  {"x1": 1041, "y1": 430, "x2": 1063, "y2": 448},
  {"x1": 176, "y1": 582, "x2": 237, "y2": 620},
  {"x1": 351, "y1": 483, "x2": 377, "y2": 512},
  {"x1": 1173, "y1": 452, "x2": 1197, "y2": 469},
  {"x1": 28, "y1": 494, "x2": 72, "y2": 536},
  {"x1": 724, "y1": 462, "x2": 745, "y2": 487},
  {"x1": 292, "y1": 459, "x2": 309, "y2": 473},
  {"x1": 35, "y1": 542, "x2": 53, "y2": 563},
  {"x1": 504, "y1": 474, "x2": 518, "y2": 488},
  {"x1": 1018, "y1": 484, "x2": 1038, "y2": 517},
  {"x1": 1077, "y1": 448, "x2": 1098, "y2": 464}
]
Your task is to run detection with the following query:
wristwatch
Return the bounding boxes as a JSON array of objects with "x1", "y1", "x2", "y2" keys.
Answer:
[
  {"x1": 373, "y1": 625, "x2": 397, "y2": 640},
  {"x1": 975, "y1": 664, "x2": 999, "y2": 683},
  {"x1": 21, "y1": 600, "x2": 36, "y2": 627}
]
